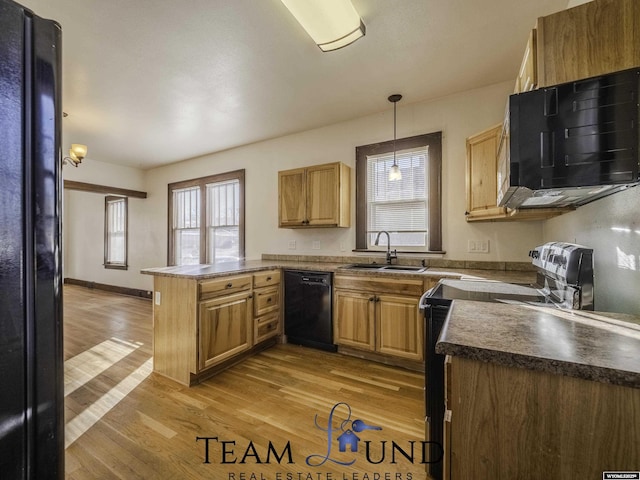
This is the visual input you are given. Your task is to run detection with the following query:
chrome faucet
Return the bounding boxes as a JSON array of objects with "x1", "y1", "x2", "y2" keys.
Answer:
[{"x1": 374, "y1": 231, "x2": 397, "y2": 265}]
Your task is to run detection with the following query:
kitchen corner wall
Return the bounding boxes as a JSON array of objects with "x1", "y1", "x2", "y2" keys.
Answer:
[
  {"x1": 62, "y1": 158, "x2": 151, "y2": 291},
  {"x1": 140, "y1": 80, "x2": 543, "y2": 280},
  {"x1": 542, "y1": 187, "x2": 640, "y2": 314},
  {"x1": 63, "y1": 80, "x2": 547, "y2": 294}
]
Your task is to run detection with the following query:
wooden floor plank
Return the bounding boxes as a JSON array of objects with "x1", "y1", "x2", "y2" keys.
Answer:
[{"x1": 63, "y1": 285, "x2": 427, "y2": 479}]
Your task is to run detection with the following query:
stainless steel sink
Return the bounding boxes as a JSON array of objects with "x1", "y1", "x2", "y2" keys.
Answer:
[
  {"x1": 342, "y1": 263, "x2": 384, "y2": 269},
  {"x1": 342, "y1": 264, "x2": 426, "y2": 273},
  {"x1": 381, "y1": 265, "x2": 426, "y2": 272}
]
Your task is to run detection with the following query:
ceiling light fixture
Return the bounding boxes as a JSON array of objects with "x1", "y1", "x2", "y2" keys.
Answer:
[
  {"x1": 280, "y1": 0, "x2": 365, "y2": 52},
  {"x1": 63, "y1": 143, "x2": 88, "y2": 167},
  {"x1": 388, "y1": 94, "x2": 402, "y2": 181}
]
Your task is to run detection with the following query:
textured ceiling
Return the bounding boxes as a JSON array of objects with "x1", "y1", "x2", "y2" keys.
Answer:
[{"x1": 18, "y1": 0, "x2": 568, "y2": 169}]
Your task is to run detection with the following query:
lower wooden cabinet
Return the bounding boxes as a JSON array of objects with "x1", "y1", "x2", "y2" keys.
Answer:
[
  {"x1": 152, "y1": 270, "x2": 281, "y2": 386},
  {"x1": 376, "y1": 293, "x2": 423, "y2": 361},
  {"x1": 445, "y1": 355, "x2": 640, "y2": 479},
  {"x1": 334, "y1": 289, "x2": 375, "y2": 351},
  {"x1": 198, "y1": 291, "x2": 253, "y2": 370},
  {"x1": 333, "y1": 275, "x2": 431, "y2": 362}
]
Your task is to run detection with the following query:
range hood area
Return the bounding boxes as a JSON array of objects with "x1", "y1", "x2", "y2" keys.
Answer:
[{"x1": 500, "y1": 67, "x2": 640, "y2": 209}]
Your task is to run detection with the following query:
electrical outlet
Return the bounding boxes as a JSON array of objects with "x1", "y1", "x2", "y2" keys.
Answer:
[
  {"x1": 478, "y1": 240, "x2": 490, "y2": 253},
  {"x1": 340, "y1": 242, "x2": 346, "y2": 252},
  {"x1": 288, "y1": 240, "x2": 296, "y2": 250},
  {"x1": 468, "y1": 239, "x2": 490, "y2": 253},
  {"x1": 312, "y1": 240, "x2": 321, "y2": 250}
]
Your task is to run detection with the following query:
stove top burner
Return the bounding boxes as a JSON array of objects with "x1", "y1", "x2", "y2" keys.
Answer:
[{"x1": 428, "y1": 279, "x2": 548, "y2": 304}]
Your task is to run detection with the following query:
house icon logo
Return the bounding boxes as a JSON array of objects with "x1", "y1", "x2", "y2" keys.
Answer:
[
  {"x1": 305, "y1": 402, "x2": 382, "y2": 466},
  {"x1": 337, "y1": 429, "x2": 359, "y2": 452}
]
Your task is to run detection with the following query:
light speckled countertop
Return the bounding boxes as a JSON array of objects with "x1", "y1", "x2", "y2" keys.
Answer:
[{"x1": 436, "y1": 300, "x2": 640, "y2": 389}]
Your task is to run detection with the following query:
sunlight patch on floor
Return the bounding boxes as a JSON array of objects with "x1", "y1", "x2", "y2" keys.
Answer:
[
  {"x1": 65, "y1": 337, "x2": 143, "y2": 396},
  {"x1": 65, "y1": 358, "x2": 152, "y2": 448}
]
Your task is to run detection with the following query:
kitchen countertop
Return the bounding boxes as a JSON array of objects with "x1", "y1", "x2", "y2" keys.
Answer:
[
  {"x1": 436, "y1": 300, "x2": 640, "y2": 389},
  {"x1": 140, "y1": 260, "x2": 537, "y2": 284}
]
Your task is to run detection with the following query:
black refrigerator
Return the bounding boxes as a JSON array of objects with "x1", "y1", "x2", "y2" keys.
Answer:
[{"x1": 0, "y1": 1, "x2": 64, "y2": 478}]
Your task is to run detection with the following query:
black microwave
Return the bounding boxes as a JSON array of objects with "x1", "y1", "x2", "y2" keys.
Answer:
[{"x1": 500, "y1": 67, "x2": 640, "y2": 209}]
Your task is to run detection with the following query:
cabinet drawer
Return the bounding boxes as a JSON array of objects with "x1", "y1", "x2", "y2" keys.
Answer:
[
  {"x1": 255, "y1": 312, "x2": 279, "y2": 344},
  {"x1": 254, "y1": 286, "x2": 280, "y2": 317},
  {"x1": 334, "y1": 275, "x2": 425, "y2": 297},
  {"x1": 199, "y1": 274, "x2": 252, "y2": 301},
  {"x1": 253, "y1": 270, "x2": 280, "y2": 289}
]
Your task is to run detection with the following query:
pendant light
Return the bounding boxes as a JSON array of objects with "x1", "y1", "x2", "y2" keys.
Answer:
[{"x1": 388, "y1": 94, "x2": 402, "y2": 181}]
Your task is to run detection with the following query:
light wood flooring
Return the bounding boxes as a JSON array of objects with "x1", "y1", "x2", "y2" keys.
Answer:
[{"x1": 63, "y1": 285, "x2": 427, "y2": 479}]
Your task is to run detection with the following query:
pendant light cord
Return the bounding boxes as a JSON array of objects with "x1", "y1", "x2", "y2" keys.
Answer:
[{"x1": 393, "y1": 100, "x2": 397, "y2": 166}]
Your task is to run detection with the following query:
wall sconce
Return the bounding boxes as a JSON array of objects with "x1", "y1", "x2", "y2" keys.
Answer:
[
  {"x1": 280, "y1": 0, "x2": 365, "y2": 52},
  {"x1": 63, "y1": 144, "x2": 87, "y2": 167}
]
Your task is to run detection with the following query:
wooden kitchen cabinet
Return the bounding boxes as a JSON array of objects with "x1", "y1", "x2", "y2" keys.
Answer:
[
  {"x1": 252, "y1": 269, "x2": 281, "y2": 344},
  {"x1": 536, "y1": 0, "x2": 640, "y2": 88},
  {"x1": 445, "y1": 355, "x2": 640, "y2": 479},
  {"x1": 465, "y1": 124, "x2": 507, "y2": 221},
  {"x1": 278, "y1": 162, "x2": 351, "y2": 228},
  {"x1": 467, "y1": 122, "x2": 571, "y2": 222},
  {"x1": 199, "y1": 291, "x2": 252, "y2": 370},
  {"x1": 152, "y1": 270, "x2": 281, "y2": 386},
  {"x1": 333, "y1": 274, "x2": 427, "y2": 363},
  {"x1": 513, "y1": 29, "x2": 537, "y2": 93},
  {"x1": 333, "y1": 289, "x2": 376, "y2": 351}
]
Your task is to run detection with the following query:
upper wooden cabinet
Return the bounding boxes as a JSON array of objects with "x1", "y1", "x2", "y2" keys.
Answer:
[
  {"x1": 278, "y1": 162, "x2": 351, "y2": 228},
  {"x1": 537, "y1": 0, "x2": 640, "y2": 88},
  {"x1": 466, "y1": 122, "x2": 570, "y2": 222},
  {"x1": 465, "y1": 124, "x2": 507, "y2": 221},
  {"x1": 513, "y1": 29, "x2": 537, "y2": 93}
]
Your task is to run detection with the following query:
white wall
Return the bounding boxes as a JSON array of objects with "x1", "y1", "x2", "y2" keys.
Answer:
[
  {"x1": 62, "y1": 159, "x2": 151, "y2": 291},
  {"x1": 140, "y1": 80, "x2": 543, "y2": 276},
  {"x1": 543, "y1": 187, "x2": 640, "y2": 315},
  {"x1": 64, "y1": 81, "x2": 548, "y2": 293}
]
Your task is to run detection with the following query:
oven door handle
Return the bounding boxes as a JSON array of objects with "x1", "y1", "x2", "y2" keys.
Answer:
[{"x1": 418, "y1": 287, "x2": 437, "y2": 311}]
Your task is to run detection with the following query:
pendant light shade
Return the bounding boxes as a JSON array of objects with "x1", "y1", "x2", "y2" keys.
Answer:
[{"x1": 388, "y1": 94, "x2": 402, "y2": 181}]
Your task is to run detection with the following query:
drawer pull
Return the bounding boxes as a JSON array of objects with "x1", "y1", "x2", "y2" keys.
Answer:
[
  {"x1": 226, "y1": 282, "x2": 233, "y2": 289},
  {"x1": 266, "y1": 276, "x2": 272, "y2": 281},
  {"x1": 267, "y1": 297, "x2": 272, "y2": 303}
]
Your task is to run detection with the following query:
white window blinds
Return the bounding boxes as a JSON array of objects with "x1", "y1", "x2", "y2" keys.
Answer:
[
  {"x1": 206, "y1": 179, "x2": 240, "y2": 264},
  {"x1": 172, "y1": 186, "x2": 200, "y2": 265},
  {"x1": 105, "y1": 197, "x2": 127, "y2": 266},
  {"x1": 367, "y1": 146, "x2": 428, "y2": 248}
]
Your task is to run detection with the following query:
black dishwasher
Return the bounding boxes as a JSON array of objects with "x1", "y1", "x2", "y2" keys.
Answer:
[{"x1": 284, "y1": 270, "x2": 336, "y2": 352}]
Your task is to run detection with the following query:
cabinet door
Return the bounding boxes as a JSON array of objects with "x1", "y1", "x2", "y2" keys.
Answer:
[
  {"x1": 306, "y1": 163, "x2": 340, "y2": 226},
  {"x1": 465, "y1": 124, "x2": 507, "y2": 221},
  {"x1": 537, "y1": 0, "x2": 640, "y2": 87},
  {"x1": 333, "y1": 289, "x2": 375, "y2": 351},
  {"x1": 199, "y1": 291, "x2": 252, "y2": 370},
  {"x1": 278, "y1": 168, "x2": 306, "y2": 226},
  {"x1": 496, "y1": 111, "x2": 510, "y2": 207},
  {"x1": 513, "y1": 29, "x2": 537, "y2": 93},
  {"x1": 376, "y1": 294, "x2": 423, "y2": 361}
]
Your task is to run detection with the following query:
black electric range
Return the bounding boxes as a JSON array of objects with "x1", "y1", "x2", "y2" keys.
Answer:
[{"x1": 420, "y1": 242, "x2": 594, "y2": 480}]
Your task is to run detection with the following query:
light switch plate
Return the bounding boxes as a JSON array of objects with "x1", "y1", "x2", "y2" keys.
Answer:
[
  {"x1": 312, "y1": 240, "x2": 321, "y2": 250},
  {"x1": 288, "y1": 240, "x2": 296, "y2": 250}
]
